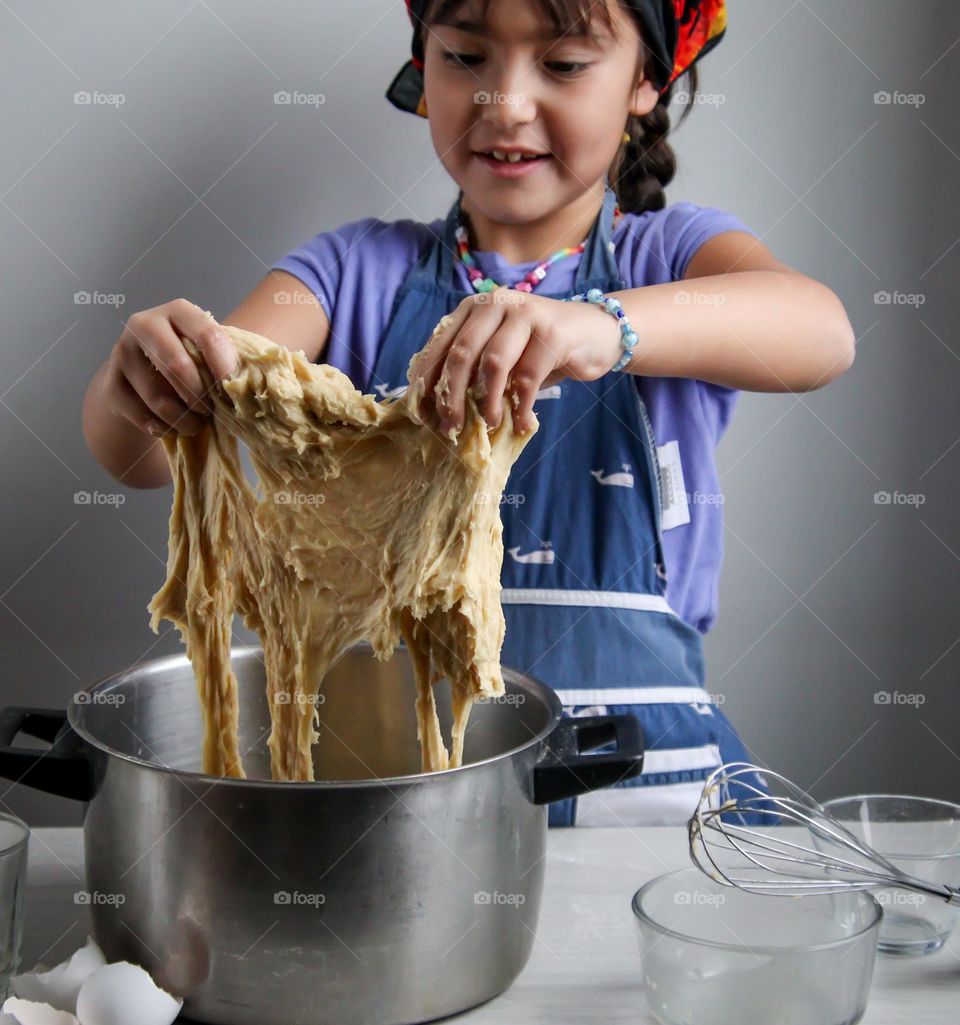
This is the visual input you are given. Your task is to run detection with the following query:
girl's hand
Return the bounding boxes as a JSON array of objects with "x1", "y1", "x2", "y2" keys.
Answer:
[
  {"x1": 105, "y1": 299, "x2": 238, "y2": 437},
  {"x1": 409, "y1": 289, "x2": 622, "y2": 436}
]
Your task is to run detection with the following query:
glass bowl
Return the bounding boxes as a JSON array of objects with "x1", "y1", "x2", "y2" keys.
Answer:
[
  {"x1": 631, "y1": 868, "x2": 881, "y2": 1025},
  {"x1": 819, "y1": 794, "x2": 960, "y2": 956}
]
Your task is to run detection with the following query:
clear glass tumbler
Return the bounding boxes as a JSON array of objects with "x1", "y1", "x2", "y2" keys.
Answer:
[
  {"x1": 0, "y1": 812, "x2": 28, "y2": 1001},
  {"x1": 632, "y1": 867, "x2": 881, "y2": 1025},
  {"x1": 820, "y1": 794, "x2": 960, "y2": 956}
]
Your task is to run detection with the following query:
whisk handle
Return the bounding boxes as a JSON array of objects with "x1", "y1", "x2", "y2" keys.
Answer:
[{"x1": 890, "y1": 873, "x2": 960, "y2": 908}]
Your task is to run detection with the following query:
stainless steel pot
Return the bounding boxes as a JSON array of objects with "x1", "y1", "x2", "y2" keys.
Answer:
[{"x1": 0, "y1": 644, "x2": 643, "y2": 1025}]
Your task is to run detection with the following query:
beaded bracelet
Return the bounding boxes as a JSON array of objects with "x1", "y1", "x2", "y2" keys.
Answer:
[{"x1": 567, "y1": 288, "x2": 638, "y2": 373}]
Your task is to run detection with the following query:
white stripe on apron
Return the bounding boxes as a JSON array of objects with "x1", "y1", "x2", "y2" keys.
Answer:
[
  {"x1": 500, "y1": 588, "x2": 679, "y2": 617},
  {"x1": 554, "y1": 686, "x2": 715, "y2": 705}
]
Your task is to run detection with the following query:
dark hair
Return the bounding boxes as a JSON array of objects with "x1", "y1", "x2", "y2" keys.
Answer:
[
  {"x1": 611, "y1": 64, "x2": 698, "y2": 214},
  {"x1": 419, "y1": 0, "x2": 700, "y2": 214}
]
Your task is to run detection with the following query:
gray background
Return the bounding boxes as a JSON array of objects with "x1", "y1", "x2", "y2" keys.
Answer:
[{"x1": 1, "y1": 0, "x2": 958, "y2": 826}]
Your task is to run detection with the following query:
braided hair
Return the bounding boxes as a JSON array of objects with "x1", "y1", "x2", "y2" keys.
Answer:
[{"x1": 609, "y1": 63, "x2": 700, "y2": 215}]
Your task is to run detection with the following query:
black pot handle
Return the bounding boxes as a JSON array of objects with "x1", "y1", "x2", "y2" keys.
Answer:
[
  {"x1": 0, "y1": 707, "x2": 94, "y2": 802},
  {"x1": 533, "y1": 713, "x2": 645, "y2": 805}
]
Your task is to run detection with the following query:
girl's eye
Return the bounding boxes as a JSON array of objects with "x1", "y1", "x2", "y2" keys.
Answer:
[
  {"x1": 544, "y1": 61, "x2": 590, "y2": 75},
  {"x1": 441, "y1": 52, "x2": 590, "y2": 76},
  {"x1": 443, "y1": 51, "x2": 483, "y2": 68}
]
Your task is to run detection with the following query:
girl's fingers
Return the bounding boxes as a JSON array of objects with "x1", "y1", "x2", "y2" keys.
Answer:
[
  {"x1": 411, "y1": 307, "x2": 473, "y2": 415},
  {"x1": 108, "y1": 367, "x2": 169, "y2": 437},
  {"x1": 122, "y1": 346, "x2": 208, "y2": 435},
  {"x1": 505, "y1": 334, "x2": 557, "y2": 433},
  {"x1": 126, "y1": 312, "x2": 211, "y2": 414},
  {"x1": 432, "y1": 319, "x2": 506, "y2": 434},
  {"x1": 412, "y1": 296, "x2": 503, "y2": 417},
  {"x1": 433, "y1": 304, "x2": 510, "y2": 433},
  {"x1": 474, "y1": 317, "x2": 533, "y2": 430},
  {"x1": 165, "y1": 300, "x2": 238, "y2": 383}
]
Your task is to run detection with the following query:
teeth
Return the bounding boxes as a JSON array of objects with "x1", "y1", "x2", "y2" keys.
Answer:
[{"x1": 487, "y1": 150, "x2": 539, "y2": 163}]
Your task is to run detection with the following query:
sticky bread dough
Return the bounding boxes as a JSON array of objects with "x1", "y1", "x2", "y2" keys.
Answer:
[{"x1": 147, "y1": 324, "x2": 536, "y2": 781}]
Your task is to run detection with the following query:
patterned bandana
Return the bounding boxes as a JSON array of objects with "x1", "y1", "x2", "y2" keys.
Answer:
[{"x1": 386, "y1": 0, "x2": 727, "y2": 117}]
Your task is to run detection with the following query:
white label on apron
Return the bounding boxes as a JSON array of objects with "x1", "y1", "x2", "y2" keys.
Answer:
[{"x1": 656, "y1": 440, "x2": 690, "y2": 531}]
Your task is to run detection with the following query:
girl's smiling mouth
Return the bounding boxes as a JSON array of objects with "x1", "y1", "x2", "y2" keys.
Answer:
[{"x1": 473, "y1": 149, "x2": 552, "y2": 176}]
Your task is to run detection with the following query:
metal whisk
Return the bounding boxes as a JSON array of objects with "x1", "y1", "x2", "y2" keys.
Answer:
[{"x1": 688, "y1": 762, "x2": 960, "y2": 906}]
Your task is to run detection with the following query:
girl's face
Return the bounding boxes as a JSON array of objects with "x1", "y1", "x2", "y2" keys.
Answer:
[{"x1": 423, "y1": 0, "x2": 658, "y2": 227}]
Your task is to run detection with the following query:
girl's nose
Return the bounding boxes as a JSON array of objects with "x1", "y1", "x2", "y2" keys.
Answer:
[
  {"x1": 474, "y1": 57, "x2": 538, "y2": 123},
  {"x1": 475, "y1": 83, "x2": 537, "y2": 130}
]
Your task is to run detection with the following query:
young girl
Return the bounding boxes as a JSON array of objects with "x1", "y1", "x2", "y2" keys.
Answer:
[{"x1": 83, "y1": 0, "x2": 855, "y2": 826}]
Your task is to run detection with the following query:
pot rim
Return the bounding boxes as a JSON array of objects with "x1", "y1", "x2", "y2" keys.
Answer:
[{"x1": 68, "y1": 644, "x2": 562, "y2": 789}]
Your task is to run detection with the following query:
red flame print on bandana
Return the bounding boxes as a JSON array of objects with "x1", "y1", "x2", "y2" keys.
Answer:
[{"x1": 668, "y1": 0, "x2": 726, "y2": 89}]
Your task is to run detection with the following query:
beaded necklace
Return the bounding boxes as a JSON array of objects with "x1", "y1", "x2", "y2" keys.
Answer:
[{"x1": 455, "y1": 203, "x2": 623, "y2": 293}]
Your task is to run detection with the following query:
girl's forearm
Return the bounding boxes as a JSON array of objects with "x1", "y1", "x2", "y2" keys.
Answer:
[
  {"x1": 608, "y1": 271, "x2": 856, "y2": 392},
  {"x1": 82, "y1": 361, "x2": 172, "y2": 488}
]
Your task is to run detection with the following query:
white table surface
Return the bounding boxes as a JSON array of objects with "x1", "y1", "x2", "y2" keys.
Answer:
[{"x1": 20, "y1": 827, "x2": 960, "y2": 1023}]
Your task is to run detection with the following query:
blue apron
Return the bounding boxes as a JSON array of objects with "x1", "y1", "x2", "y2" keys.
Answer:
[{"x1": 370, "y1": 185, "x2": 756, "y2": 826}]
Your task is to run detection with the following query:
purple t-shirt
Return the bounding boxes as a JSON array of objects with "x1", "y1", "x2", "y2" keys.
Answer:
[{"x1": 270, "y1": 201, "x2": 757, "y2": 634}]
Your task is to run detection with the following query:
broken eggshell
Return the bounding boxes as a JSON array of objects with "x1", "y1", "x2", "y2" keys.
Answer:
[
  {"x1": 6, "y1": 939, "x2": 181, "y2": 1025},
  {"x1": 11, "y1": 936, "x2": 105, "y2": 1013},
  {"x1": 75, "y1": 962, "x2": 181, "y2": 1025},
  {"x1": 0, "y1": 998, "x2": 80, "y2": 1025}
]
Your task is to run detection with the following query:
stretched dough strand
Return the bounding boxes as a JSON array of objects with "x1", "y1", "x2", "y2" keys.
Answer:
[{"x1": 147, "y1": 326, "x2": 535, "y2": 780}]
